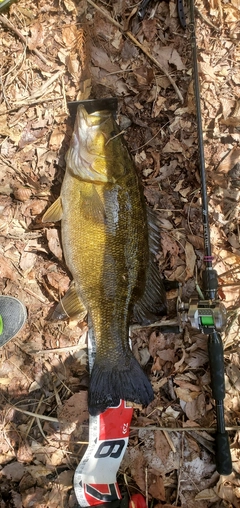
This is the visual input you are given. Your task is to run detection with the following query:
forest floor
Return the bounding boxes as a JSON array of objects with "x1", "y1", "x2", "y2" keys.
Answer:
[{"x1": 0, "y1": 0, "x2": 240, "y2": 506}]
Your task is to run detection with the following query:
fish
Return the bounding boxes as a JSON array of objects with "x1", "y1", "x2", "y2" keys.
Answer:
[{"x1": 43, "y1": 103, "x2": 167, "y2": 416}]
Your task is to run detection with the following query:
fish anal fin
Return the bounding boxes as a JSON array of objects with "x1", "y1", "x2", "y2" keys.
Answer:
[
  {"x1": 51, "y1": 282, "x2": 87, "y2": 321},
  {"x1": 42, "y1": 197, "x2": 63, "y2": 223}
]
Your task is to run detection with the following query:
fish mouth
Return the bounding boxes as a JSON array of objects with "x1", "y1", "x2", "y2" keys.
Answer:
[
  {"x1": 77, "y1": 105, "x2": 111, "y2": 130},
  {"x1": 66, "y1": 105, "x2": 113, "y2": 183}
]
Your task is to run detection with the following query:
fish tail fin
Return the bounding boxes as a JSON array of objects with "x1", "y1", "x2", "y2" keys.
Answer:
[{"x1": 88, "y1": 354, "x2": 154, "y2": 416}]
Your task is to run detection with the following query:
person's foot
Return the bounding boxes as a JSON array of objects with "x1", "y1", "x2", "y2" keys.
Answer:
[{"x1": 0, "y1": 296, "x2": 27, "y2": 347}]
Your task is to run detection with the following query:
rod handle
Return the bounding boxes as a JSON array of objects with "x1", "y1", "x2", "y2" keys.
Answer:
[
  {"x1": 208, "y1": 331, "x2": 225, "y2": 401},
  {"x1": 215, "y1": 432, "x2": 232, "y2": 475}
]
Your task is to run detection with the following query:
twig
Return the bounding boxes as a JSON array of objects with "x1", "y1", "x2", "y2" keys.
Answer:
[
  {"x1": 215, "y1": 0, "x2": 223, "y2": 25},
  {"x1": 33, "y1": 345, "x2": 85, "y2": 354},
  {"x1": 86, "y1": 0, "x2": 184, "y2": 103},
  {"x1": 128, "y1": 425, "x2": 240, "y2": 432},
  {"x1": 12, "y1": 407, "x2": 239, "y2": 432},
  {"x1": 25, "y1": 394, "x2": 45, "y2": 438},
  {"x1": 61, "y1": 75, "x2": 68, "y2": 115},
  {"x1": 145, "y1": 467, "x2": 148, "y2": 507},
  {"x1": 131, "y1": 122, "x2": 171, "y2": 153},
  {"x1": 13, "y1": 68, "x2": 65, "y2": 104},
  {"x1": 130, "y1": 319, "x2": 179, "y2": 331},
  {"x1": 0, "y1": 96, "x2": 63, "y2": 115},
  {"x1": 24, "y1": 286, "x2": 48, "y2": 304},
  {"x1": 195, "y1": 6, "x2": 220, "y2": 31},
  {"x1": 36, "y1": 416, "x2": 48, "y2": 441},
  {"x1": 175, "y1": 429, "x2": 184, "y2": 505},
  {"x1": 163, "y1": 429, "x2": 176, "y2": 452},
  {"x1": 0, "y1": 14, "x2": 51, "y2": 66},
  {"x1": 11, "y1": 405, "x2": 58, "y2": 422}
]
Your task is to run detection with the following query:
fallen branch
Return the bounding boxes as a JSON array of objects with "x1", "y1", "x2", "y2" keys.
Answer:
[{"x1": 86, "y1": 0, "x2": 184, "y2": 103}]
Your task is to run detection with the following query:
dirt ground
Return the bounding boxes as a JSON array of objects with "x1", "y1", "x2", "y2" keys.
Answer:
[{"x1": 0, "y1": 0, "x2": 240, "y2": 506}]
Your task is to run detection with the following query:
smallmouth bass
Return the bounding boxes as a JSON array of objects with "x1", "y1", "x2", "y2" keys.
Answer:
[{"x1": 43, "y1": 103, "x2": 166, "y2": 415}]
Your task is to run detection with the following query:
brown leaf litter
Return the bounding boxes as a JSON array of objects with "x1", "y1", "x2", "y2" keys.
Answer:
[{"x1": 0, "y1": 0, "x2": 240, "y2": 506}]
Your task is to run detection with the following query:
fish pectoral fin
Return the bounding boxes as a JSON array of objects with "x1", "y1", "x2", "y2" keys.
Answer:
[
  {"x1": 51, "y1": 282, "x2": 87, "y2": 321},
  {"x1": 42, "y1": 197, "x2": 63, "y2": 223},
  {"x1": 81, "y1": 185, "x2": 106, "y2": 224},
  {"x1": 133, "y1": 256, "x2": 167, "y2": 326}
]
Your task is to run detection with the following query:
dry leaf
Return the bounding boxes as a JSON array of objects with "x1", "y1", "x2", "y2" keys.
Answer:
[
  {"x1": 217, "y1": 147, "x2": 240, "y2": 173},
  {"x1": 49, "y1": 128, "x2": 65, "y2": 150},
  {"x1": 149, "y1": 332, "x2": 166, "y2": 357},
  {"x1": 175, "y1": 387, "x2": 199, "y2": 403},
  {"x1": 17, "y1": 442, "x2": 33, "y2": 464},
  {"x1": 148, "y1": 474, "x2": 165, "y2": 501},
  {"x1": 62, "y1": 25, "x2": 77, "y2": 46},
  {"x1": 187, "y1": 235, "x2": 204, "y2": 250},
  {"x1": 195, "y1": 488, "x2": 219, "y2": 501},
  {"x1": 160, "y1": 231, "x2": 179, "y2": 262},
  {"x1": 220, "y1": 117, "x2": 240, "y2": 127},
  {"x1": 10, "y1": 490, "x2": 22, "y2": 508},
  {"x1": 63, "y1": 0, "x2": 76, "y2": 12},
  {"x1": 91, "y1": 45, "x2": 120, "y2": 73},
  {"x1": 175, "y1": 379, "x2": 201, "y2": 392},
  {"x1": 0, "y1": 254, "x2": 16, "y2": 280},
  {"x1": 46, "y1": 229, "x2": 62, "y2": 260},
  {"x1": 28, "y1": 22, "x2": 44, "y2": 50},
  {"x1": 185, "y1": 241, "x2": 196, "y2": 279},
  {"x1": 174, "y1": 350, "x2": 186, "y2": 371},
  {"x1": 214, "y1": 476, "x2": 240, "y2": 508},
  {"x1": 169, "y1": 49, "x2": 185, "y2": 70},
  {"x1": 158, "y1": 349, "x2": 176, "y2": 363},
  {"x1": 58, "y1": 392, "x2": 88, "y2": 424},
  {"x1": 199, "y1": 62, "x2": 218, "y2": 81},
  {"x1": 47, "y1": 470, "x2": 73, "y2": 507},
  {"x1": 152, "y1": 96, "x2": 167, "y2": 118},
  {"x1": 19, "y1": 250, "x2": 36, "y2": 272},
  {"x1": 25, "y1": 465, "x2": 53, "y2": 479},
  {"x1": 174, "y1": 179, "x2": 184, "y2": 192},
  {"x1": 155, "y1": 431, "x2": 171, "y2": 463},
  {"x1": 127, "y1": 448, "x2": 146, "y2": 491},
  {"x1": 142, "y1": 19, "x2": 157, "y2": 42},
  {"x1": 186, "y1": 350, "x2": 208, "y2": 368},
  {"x1": 185, "y1": 393, "x2": 206, "y2": 420},
  {"x1": 21, "y1": 487, "x2": 46, "y2": 507},
  {"x1": 1, "y1": 462, "x2": 25, "y2": 482},
  {"x1": 46, "y1": 272, "x2": 70, "y2": 295},
  {"x1": 162, "y1": 137, "x2": 183, "y2": 153}
]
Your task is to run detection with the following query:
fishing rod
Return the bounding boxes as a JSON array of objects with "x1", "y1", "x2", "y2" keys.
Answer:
[
  {"x1": 136, "y1": 0, "x2": 232, "y2": 474},
  {"x1": 184, "y1": 0, "x2": 232, "y2": 475}
]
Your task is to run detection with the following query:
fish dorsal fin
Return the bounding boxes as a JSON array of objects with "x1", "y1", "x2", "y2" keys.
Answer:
[
  {"x1": 147, "y1": 206, "x2": 162, "y2": 256},
  {"x1": 51, "y1": 282, "x2": 87, "y2": 321},
  {"x1": 133, "y1": 207, "x2": 167, "y2": 325},
  {"x1": 133, "y1": 257, "x2": 166, "y2": 326},
  {"x1": 80, "y1": 184, "x2": 106, "y2": 224},
  {"x1": 42, "y1": 197, "x2": 63, "y2": 223}
]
